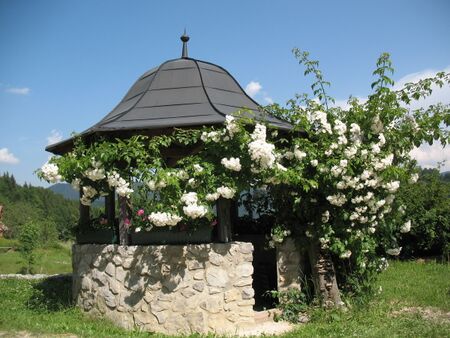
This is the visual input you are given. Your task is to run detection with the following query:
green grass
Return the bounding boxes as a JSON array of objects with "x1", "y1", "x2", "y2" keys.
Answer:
[
  {"x1": 0, "y1": 260, "x2": 448, "y2": 337},
  {"x1": 0, "y1": 238, "x2": 72, "y2": 274},
  {"x1": 286, "y1": 260, "x2": 450, "y2": 338}
]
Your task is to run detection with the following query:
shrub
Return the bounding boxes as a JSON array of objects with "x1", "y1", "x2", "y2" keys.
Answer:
[{"x1": 18, "y1": 221, "x2": 41, "y2": 274}]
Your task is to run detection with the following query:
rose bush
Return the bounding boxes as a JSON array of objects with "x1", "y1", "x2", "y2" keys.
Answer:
[{"x1": 38, "y1": 52, "x2": 449, "y2": 303}]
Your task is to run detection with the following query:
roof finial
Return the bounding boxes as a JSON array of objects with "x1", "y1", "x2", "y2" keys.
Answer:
[{"x1": 180, "y1": 29, "x2": 189, "y2": 58}]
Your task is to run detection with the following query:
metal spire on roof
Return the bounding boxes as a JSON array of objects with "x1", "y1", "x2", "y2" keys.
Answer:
[{"x1": 180, "y1": 29, "x2": 189, "y2": 58}]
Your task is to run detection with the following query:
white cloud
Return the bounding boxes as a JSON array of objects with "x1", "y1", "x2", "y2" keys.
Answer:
[
  {"x1": 0, "y1": 148, "x2": 19, "y2": 164},
  {"x1": 5, "y1": 87, "x2": 30, "y2": 95},
  {"x1": 245, "y1": 81, "x2": 262, "y2": 98},
  {"x1": 410, "y1": 142, "x2": 450, "y2": 172},
  {"x1": 263, "y1": 96, "x2": 274, "y2": 104},
  {"x1": 47, "y1": 129, "x2": 63, "y2": 145},
  {"x1": 332, "y1": 97, "x2": 367, "y2": 110},
  {"x1": 394, "y1": 66, "x2": 450, "y2": 109}
]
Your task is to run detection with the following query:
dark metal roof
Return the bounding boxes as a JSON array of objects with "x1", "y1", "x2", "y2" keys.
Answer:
[{"x1": 46, "y1": 40, "x2": 291, "y2": 155}]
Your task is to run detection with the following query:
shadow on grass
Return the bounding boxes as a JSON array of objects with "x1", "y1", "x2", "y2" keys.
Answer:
[{"x1": 28, "y1": 274, "x2": 73, "y2": 312}]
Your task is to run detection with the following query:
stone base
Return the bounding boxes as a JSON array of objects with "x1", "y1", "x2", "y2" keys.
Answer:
[{"x1": 72, "y1": 242, "x2": 255, "y2": 335}]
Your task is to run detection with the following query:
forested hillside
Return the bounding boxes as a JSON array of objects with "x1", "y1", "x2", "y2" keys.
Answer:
[{"x1": 0, "y1": 173, "x2": 78, "y2": 240}]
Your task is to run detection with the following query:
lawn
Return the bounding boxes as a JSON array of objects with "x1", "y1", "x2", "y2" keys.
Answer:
[
  {"x1": 0, "y1": 238, "x2": 72, "y2": 274},
  {"x1": 0, "y1": 260, "x2": 448, "y2": 337}
]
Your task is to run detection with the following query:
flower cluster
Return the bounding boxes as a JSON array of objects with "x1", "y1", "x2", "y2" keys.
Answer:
[
  {"x1": 84, "y1": 159, "x2": 106, "y2": 181},
  {"x1": 107, "y1": 171, "x2": 133, "y2": 197},
  {"x1": 181, "y1": 191, "x2": 208, "y2": 219},
  {"x1": 225, "y1": 115, "x2": 239, "y2": 138},
  {"x1": 221, "y1": 157, "x2": 242, "y2": 172},
  {"x1": 310, "y1": 110, "x2": 332, "y2": 134},
  {"x1": 248, "y1": 124, "x2": 276, "y2": 170},
  {"x1": 148, "y1": 212, "x2": 182, "y2": 227},
  {"x1": 40, "y1": 163, "x2": 62, "y2": 183},
  {"x1": 216, "y1": 186, "x2": 236, "y2": 199},
  {"x1": 80, "y1": 186, "x2": 97, "y2": 206}
]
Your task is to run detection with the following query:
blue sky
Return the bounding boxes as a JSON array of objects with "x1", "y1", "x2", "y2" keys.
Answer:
[{"x1": 1, "y1": 0, "x2": 449, "y2": 186}]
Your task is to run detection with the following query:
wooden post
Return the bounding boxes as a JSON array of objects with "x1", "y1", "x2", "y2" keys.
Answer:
[
  {"x1": 79, "y1": 189, "x2": 90, "y2": 230},
  {"x1": 217, "y1": 198, "x2": 232, "y2": 243},
  {"x1": 118, "y1": 196, "x2": 129, "y2": 245},
  {"x1": 105, "y1": 190, "x2": 115, "y2": 228}
]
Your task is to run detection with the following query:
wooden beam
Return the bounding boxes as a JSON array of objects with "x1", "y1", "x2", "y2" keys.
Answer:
[
  {"x1": 118, "y1": 196, "x2": 129, "y2": 245},
  {"x1": 216, "y1": 198, "x2": 232, "y2": 243},
  {"x1": 79, "y1": 189, "x2": 90, "y2": 230},
  {"x1": 105, "y1": 190, "x2": 116, "y2": 228}
]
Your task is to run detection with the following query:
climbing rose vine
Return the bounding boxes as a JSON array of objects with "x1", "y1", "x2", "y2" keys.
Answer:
[{"x1": 38, "y1": 52, "x2": 449, "y2": 302}]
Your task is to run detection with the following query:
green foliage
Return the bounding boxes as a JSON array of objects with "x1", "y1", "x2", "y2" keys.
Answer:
[
  {"x1": 397, "y1": 168, "x2": 450, "y2": 257},
  {"x1": 270, "y1": 287, "x2": 315, "y2": 323},
  {"x1": 0, "y1": 173, "x2": 78, "y2": 240},
  {"x1": 17, "y1": 221, "x2": 41, "y2": 273}
]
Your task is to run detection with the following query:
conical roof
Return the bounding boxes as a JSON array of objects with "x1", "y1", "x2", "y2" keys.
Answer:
[{"x1": 46, "y1": 36, "x2": 291, "y2": 155}]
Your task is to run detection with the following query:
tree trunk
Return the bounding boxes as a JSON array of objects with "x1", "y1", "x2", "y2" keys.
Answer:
[{"x1": 307, "y1": 240, "x2": 343, "y2": 307}]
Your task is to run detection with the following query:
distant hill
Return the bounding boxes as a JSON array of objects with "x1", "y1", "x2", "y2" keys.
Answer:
[
  {"x1": 48, "y1": 183, "x2": 79, "y2": 200},
  {"x1": 441, "y1": 171, "x2": 450, "y2": 182}
]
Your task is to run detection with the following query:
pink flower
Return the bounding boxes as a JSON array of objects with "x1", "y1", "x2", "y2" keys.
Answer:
[
  {"x1": 137, "y1": 209, "x2": 145, "y2": 216},
  {"x1": 124, "y1": 218, "x2": 131, "y2": 226}
]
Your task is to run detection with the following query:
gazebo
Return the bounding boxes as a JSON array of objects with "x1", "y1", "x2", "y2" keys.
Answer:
[
  {"x1": 47, "y1": 33, "x2": 291, "y2": 246},
  {"x1": 47, "y1": 34, "x2": 299, "y2": 335}
]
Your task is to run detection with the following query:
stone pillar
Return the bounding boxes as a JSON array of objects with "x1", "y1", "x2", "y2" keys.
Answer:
[{"x1": 276, "y1": 237, "x2": 303, "y2": 291}]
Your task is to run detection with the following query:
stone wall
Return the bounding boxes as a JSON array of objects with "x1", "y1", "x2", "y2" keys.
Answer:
[
  {"x1": 72, "y1": 242, "x2": 255, "y2": 335},
  {"x1": 276, "y1": 238, "x2": 303, "y2": 291}
]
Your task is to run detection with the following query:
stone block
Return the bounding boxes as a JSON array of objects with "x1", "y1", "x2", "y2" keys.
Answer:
[
  {"x1": 105, "y1": 262, "x2": 115, "y2": 277},
  {"x1": 181, "y1": 288, "x2": 196, "y2": 298},
  {"x1": 192, "y1": 282, "x2": 205, "y2": 292},
  {"x1": 236, "y1": 263, "x2": 254, "y2": 278},
  {"x1": 241, "y1": 287, "x2": 255, "y2": 300},
  {"x1": 80, "y1": 276, "x2": 91, "y2": 291},
  {"x1": 200, "y1": 296, "x2": 223, "y2": 314},
  {"x1": 134, "y1": 310, "x2": 154, "y2": 325},
  {"x1": 193, "y1": 270, "x2": 204, "y2": 280},
  {"x1": 239, "y1": 242, "x2": 254, "y2": 254},
  {"x1": 112, "y1": 255, "x2": 122, "y2": 266},
  {"x1": 206, "y1": 267, "x2": 229, "y2": 287},
  {"x1": 143, "y1": 291, "x2": 154, "y2": 303},
  {"x1": 237, "y1": 299, "x2": 255, "y2": 306},
  {"x1": 187, "y1": 260, "x2": 203, "y2": 270},
  {"x1": 115, "y1": 266, "x2": 127, "y2": 283},
  {"x1": 150, "y1": 300, "x2": 171, "y2": 312},
  {"x1": 187, "y1": 312, "x2": 207, "y2": 333},
  {"x1": 109, "y1": 279, "x2": 121, "y2": 295},
  {"x1": 209, "y1": 252, "x2": 225, "y2": 266},
  {"x1": 233, "y1": 278, "x2": 253, "y2": 287},
  {"x1": 208, "y1": 286, "x2": 223, "y2": 294},
  {"x1": 152, "y1": 310, "x2": 168, "y2": 324},
  {"x1": 99, "y1": 287, "x2": 117, "y2": 309},
  {"x1": 224, "y1": 288, "x2": 240, "y2": 303},
  {"x1": 122, "y1": 257, "x2": 134, "y2": 269}
]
